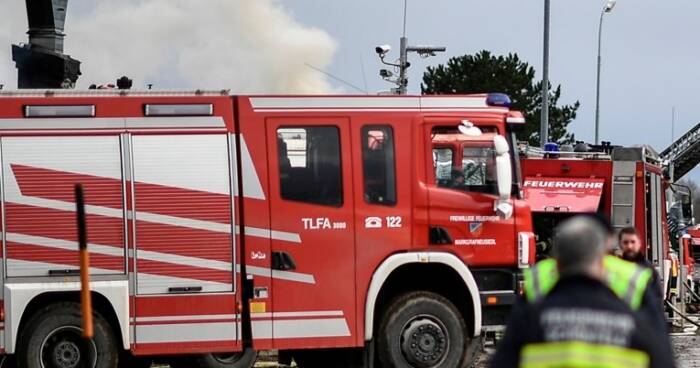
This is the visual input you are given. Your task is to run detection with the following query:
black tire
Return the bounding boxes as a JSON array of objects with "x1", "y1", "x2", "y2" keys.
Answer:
[
  {"x1": 189, "y1": 349, "x2": 257, "y2": 368},
  {"x1": 17, "y1": 302, "x2": 119, "y2": 368},
  {"x1": 377, "y1": 291, "x2": 469, "y2": 368}
]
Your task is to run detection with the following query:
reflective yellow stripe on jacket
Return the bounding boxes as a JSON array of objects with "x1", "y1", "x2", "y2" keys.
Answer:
[
  {"x1": 521, "y1": 341, "x2": 650, "y2": 368},
  {"x1": 523, "y1": 258, "x2": 558, "y2": 303},
  {"x1": 524, "y1": 256, "x2": 652, "y2": 310},
  {"x1": 603, "y1": 256, "x2": 653, "y2": 310}
]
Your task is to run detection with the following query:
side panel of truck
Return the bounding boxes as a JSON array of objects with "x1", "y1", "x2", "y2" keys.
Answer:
[
  {"x1": 131, "y1": 132, "x2": 238, "y2": 354},
  {"x1": 0, "y1": 95, "x2": 244, "y2": 355}
]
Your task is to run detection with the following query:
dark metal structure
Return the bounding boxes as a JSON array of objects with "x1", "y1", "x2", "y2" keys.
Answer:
[
  {"x1": 12, "y1": 0, "x2": 81, "y2": 89},
  {"x1": 661, "y1": 122, "x2": 700, "y2": 180}
]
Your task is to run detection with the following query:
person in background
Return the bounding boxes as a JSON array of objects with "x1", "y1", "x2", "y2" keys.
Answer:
[
  {"x1": 619, "y1": 227, "x2": 660, "y2": 289},
  {"x1": 449, "y1": 169, "x2": 465, "y2": 188},
  {"x1": 490, "y1": 216, "x2": 675, "y2": 368}
]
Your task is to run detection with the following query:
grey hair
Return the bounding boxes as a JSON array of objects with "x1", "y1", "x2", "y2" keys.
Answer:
[{"x1": 552, "y1": 216, "x2": 607, "y2": 276}]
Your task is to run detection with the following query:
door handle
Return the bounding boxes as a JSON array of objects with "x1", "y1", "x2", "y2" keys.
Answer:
[
  {"x1": 429, "y1": 226, "x2": 453, "y2": 245},
  {"x1": 168, "y1": 286, "x2": 203, "y2": 293},
  {"x1": 49, "y1": 269, "x2": 80, "y2": 276},
  {"x1": 272, "y1": 251, "x2": 297, "y2": 271}
]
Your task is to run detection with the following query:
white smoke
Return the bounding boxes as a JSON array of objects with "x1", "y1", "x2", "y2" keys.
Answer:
[
  {"x1": 0, "y1": 0, "x2": 25, "y2": 89},
  {"x1": 0, "y1": 0, "x2": 337, "y2": 93}
]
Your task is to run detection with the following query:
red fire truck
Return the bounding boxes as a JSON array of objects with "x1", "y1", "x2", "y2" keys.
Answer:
[
  {"x1": 518, "y1": 144, "x2": 673, "y2": 294},
  {"x1": 0, "y1": 91, "x2": 534, "y2": 368}
]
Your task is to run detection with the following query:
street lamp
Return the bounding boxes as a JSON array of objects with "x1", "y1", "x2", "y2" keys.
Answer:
[
  {"x1": 541, "y1": 0, "x2": 551, "y2": 148},
  {"x1": 594, "y1": 0, "x2": 617, "y2": 145}
]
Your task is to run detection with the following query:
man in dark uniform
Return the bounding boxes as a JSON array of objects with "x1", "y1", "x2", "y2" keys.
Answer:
[
  {"x1": 616, "y1": 226, "x2": 668, "y2": 334},
  {"x1": 491, "y1": 217, "x2": 674, "y2": 367},
  {"x1": 619, "y1": 226, "x2": 661, "y2": 292}
]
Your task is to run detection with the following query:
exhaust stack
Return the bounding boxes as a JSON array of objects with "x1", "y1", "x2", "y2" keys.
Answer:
[{"x1": 12, "y1": 0, "x2": 81, "y2": 89}]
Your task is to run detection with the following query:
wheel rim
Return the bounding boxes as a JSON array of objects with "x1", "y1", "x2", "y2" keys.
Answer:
[
  {"x1": 211, "y1": 352, "x2": 245, "y2": 364},
  {"x1": 40, "y1": 326, "x2": 97, "y2": 368},
  {"x1": 400, "y1": 314, "x2": 450, "y2": 368}
]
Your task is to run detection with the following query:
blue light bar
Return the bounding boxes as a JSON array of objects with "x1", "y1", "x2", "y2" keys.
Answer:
[
  {"x1": 486, "y1": 93, "x2": 512, "y2": 108},
  {"x1": 544, "y1": 142, "x2": 560, "y2": 152}
]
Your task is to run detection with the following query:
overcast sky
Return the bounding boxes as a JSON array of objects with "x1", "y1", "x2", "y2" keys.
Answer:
[
  {"x1": 2, "y1": 0, "x2": 700, "y2": 181},
  {"x1": 282, "y1": 0, "x2": 700, "y2": 182}
]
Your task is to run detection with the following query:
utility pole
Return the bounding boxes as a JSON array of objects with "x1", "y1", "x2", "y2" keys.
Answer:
[
  {"x1": 670, "y1": 106, "x2": 676, "y2": 182},
  {"x1": 671, "y1": 106, "x2": 676, "y2": 146},
  {"x1": 398, "y1": 2, "x2": 410, "y2": 95},
  {"x1": 540, "y1": 0, "x2": 550, "y2": 147}
]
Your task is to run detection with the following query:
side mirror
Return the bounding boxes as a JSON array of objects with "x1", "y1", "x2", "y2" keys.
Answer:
[
  {"x1": 493, "y1": 135, "x2": 513, "y2": 220},
  {"x1": 496, "y1": 201, "x2": 513, "y2": 220}
]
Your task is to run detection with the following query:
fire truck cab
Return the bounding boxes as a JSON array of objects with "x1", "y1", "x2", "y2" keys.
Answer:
[{"x1": 0, "y1": 91, "x2": 533, "y2": 368}]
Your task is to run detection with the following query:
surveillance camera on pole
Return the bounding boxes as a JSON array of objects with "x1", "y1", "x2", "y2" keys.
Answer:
[
  {"x1": 375, "y1": 36, "x2": 445, "y2": 94},
  {"x1": 375, "y1": 45, "x2": 392, "y2": 57}
]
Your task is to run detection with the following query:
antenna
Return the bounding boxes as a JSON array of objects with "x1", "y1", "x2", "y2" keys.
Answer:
[
  {"x1": 375, "y1": 0, "x2": 446, "y2": 94},
  {"x1": 304, "y1": 63, "x2": 368, "y2": 94},
  {"x1": 359, "y1": 54, "x2": 369, "y2": 93}
]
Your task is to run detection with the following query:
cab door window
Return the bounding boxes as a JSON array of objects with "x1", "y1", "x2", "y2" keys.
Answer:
[
  {"x1": 461, "y1": 145, "x2": 498, "y2": 194},
  {"x1": 362, "y1": 126, "x2": 396, "y2": 206},
  {"x1": 432, "y1": 143, "x2": 497, "y2": 195},
  {"x1": 433, "y1": 147, "x2": 454, "y2": 186},
  {"x1": 277, "y1": 126, "x2": 342, "y2": 206}
]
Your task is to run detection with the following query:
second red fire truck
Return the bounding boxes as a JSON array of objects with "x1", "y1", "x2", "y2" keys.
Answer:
[{"x1": 519, "y1": 144, "x2": 674, "y2": 294}]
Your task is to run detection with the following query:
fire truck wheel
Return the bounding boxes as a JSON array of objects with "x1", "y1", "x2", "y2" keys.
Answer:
[
  {"x1": 377, "y1": 291, "x2": 468, "y2": 368},
  {"x1": 17, "y1": 302, "x2": 119, "y2": 368},
  {"x1": 185, "y1": 349, "x2": 257, "y2": 368}
]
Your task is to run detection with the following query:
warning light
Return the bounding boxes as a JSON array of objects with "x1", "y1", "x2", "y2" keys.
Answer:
[
  {"x1": 544, "y1": 143, "x2": 560, "y2": 152},
  {"x1": 486, "y1": 93, "x2": 512, "y2": 108},
  {"x1": 486, "y1": 296, "x2": 498, "y2": 305}
]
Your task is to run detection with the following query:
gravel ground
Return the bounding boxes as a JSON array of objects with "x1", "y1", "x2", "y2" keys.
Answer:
[
  {"x1": 155, "y1": 333, "x2": 699, "y2": 367},
  {"x1": 672, "y1": 334, "x2": 700, "y2": 368},
  {"x1": 469, "y1": 333, "x2": 700, "y2": 368}
]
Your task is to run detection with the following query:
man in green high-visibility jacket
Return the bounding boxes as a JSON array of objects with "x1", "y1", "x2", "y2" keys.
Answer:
[{"x1": 491, "y1": 216, "x2": 674, "y2": 368}]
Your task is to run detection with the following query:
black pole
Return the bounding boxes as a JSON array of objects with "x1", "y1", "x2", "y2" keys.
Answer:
[{"x1": 75, "y1": 184, "x2": 93, "y2": 339}]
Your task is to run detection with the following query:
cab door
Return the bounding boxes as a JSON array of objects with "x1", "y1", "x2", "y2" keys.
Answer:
[
  {"x1": 427, "y1": 123, "x2": 517, "y2": 267},
  {"x1": 265, "y1": 118, "x2": 356, "y2": 348}
]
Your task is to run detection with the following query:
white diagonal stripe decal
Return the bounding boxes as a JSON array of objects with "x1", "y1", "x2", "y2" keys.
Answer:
[
  {"x1": 7, "y1": 233, "x2": 315, "y2": 284},
  {"x1": 5, "y1": 194, "x2": 299, "y2": 243},
  {"x1": 243, "y1": 265, "x2": 315, "y2": 284},
  {"x1": 6, "y1": 233, "x2": 124, "y2": 258}
]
